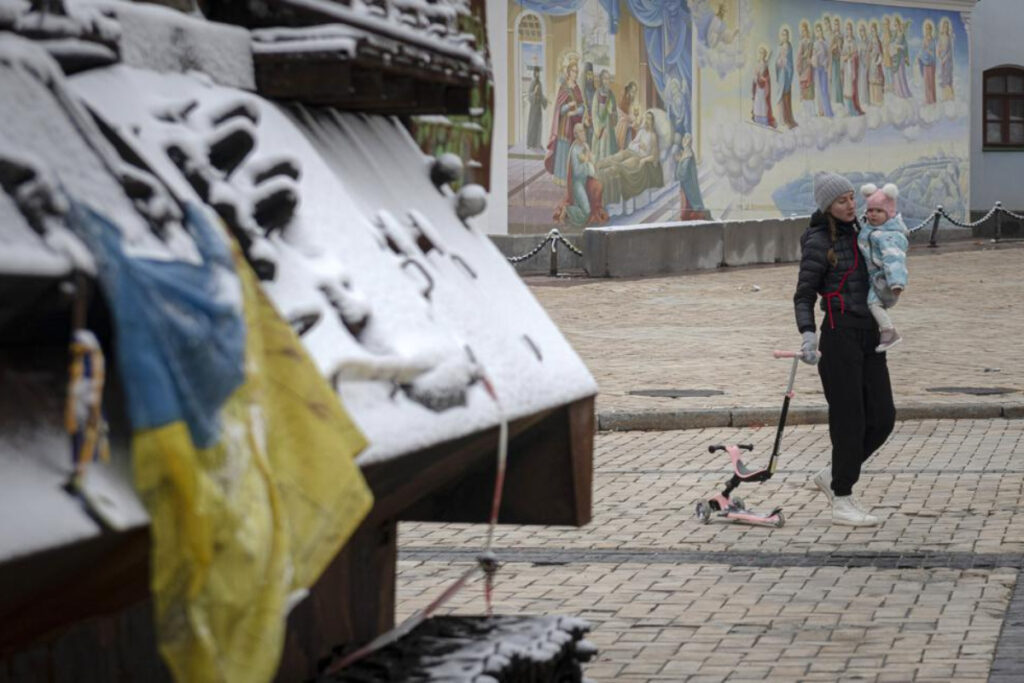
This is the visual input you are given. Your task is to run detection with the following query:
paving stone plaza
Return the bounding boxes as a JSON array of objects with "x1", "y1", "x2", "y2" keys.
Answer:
[{"x1": 397, "y1": 243, "x2": 1024, "y2": 681}]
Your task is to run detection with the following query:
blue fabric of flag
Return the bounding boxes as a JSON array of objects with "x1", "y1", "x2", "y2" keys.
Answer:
[{"x1": 65, "y1": 201, "x2": 245, "y2": 448}]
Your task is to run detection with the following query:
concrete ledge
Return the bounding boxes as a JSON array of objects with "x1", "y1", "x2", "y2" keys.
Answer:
[
  {"x1": 597, "y1": 401, "x2": 1024, "y2": 432},
  {"x1": 584, "y1": 221, "x2": 724, "y2": 277},
  {"x1": 895, "y1": 402, "x2": 1004, "y2": 421},
  {"x1": 583, "y1": 217, "x2": 808, "y2": 278},
  {"x1": 722, "y1": 217, "x2": 806, "y2": 266},
  {"x1": 598, "y1": 409, "x2": 731, "y2": 431},
  {"x1": 731, "y1": 406, "x2": 827, "y2": 428}
]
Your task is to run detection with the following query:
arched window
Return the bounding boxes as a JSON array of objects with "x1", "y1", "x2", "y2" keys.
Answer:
[
  {"x1": 983, "y1": 66, "x2": 1024, "y2": 149},
  {"x1": 515, "y1": 12, "x2": 545, "y2": 149},
  {"x1": 518, "y1": 13, "x2": 542, "y2": 42}
]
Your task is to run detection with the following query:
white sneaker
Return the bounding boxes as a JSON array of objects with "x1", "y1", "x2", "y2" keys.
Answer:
[
  {"x1": 812, "y1": 467, "x2": 834, "y2": 503},
  {"x1": 832, "y1": 495, "x2": 880, "y2": 527},
  {"x1": 850, "y1": 494, "x2": 873, "y2": 516}
]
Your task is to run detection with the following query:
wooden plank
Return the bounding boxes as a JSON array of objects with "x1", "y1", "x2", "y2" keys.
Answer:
[
  {"x1": 254, "y1": 51, "x2": 477, "y2": 114},
  {"x1": 397, "y1": 395, "x2": 596, "y2": 526},
  {"x1": 567, "y1": 394, "x2": 595, "y2": 526}
]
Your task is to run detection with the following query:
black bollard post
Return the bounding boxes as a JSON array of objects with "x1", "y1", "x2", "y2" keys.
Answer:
[
  {"x1": 549, "y1": 237, "x2": 558, "y2": 277},
  {"x1": 928, "y1": 206, "x2": 942, "y2": 248},
  {"x1": 995, "y1": 202, "x2": 1003, "y2": 243}
]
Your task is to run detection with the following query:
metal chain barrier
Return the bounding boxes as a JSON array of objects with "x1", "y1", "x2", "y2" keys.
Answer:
[
  {"x1": 506, "y1": 233, "x2": 555, "y2": 264},
  {"x1": 506, "y1": 229, "x2": 581, "y2": 263},
  {"x1": 999, "y1": 204, "x2": 1024, "y2": 222},
  {"x1": 936, "y1": 205, "x2": 999, "y2": 229},
  {"x1": 553, "y1": 230, "x2": 584, "y2": 256},
  {"x1": 506, "y1": 202, "x2": 1021, "y2": 268}
]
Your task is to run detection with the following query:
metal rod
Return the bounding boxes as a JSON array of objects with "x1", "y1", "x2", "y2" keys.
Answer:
[
  {"x1": 769, "y1": 357, "x2": 800, "y2": 471},
  {"x1": 995, "y1": 202, "x2": 1003, "y2": 242}
]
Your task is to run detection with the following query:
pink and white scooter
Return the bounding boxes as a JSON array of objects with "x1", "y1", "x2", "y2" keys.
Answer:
[{"x1": 694, "y1": 350, "x2": 805, "y2": 528}]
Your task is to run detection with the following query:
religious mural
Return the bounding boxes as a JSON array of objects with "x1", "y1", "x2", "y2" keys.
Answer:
[
  {"x1": 703, "y1": 0, "x2": 970, "y2": 223},
  {"x1": 508, "y1": 0, "x2": 705, "y2": 233},
  {"x1": 507, "y1": 0, "x2": 969, "y2": 233}
]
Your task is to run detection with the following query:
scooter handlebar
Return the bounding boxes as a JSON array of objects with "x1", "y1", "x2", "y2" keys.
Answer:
[{"x1": 772, "y1": 350, "x2": 801, "y2": 359}]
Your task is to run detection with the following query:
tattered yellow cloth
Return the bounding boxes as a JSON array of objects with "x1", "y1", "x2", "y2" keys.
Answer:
[{"x1": 130, "y1": 238, "x2": 372, "y2": 680}]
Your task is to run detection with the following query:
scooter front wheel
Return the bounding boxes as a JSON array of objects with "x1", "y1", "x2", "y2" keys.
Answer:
[
  {"x1": 774, "y1": 511, "x2": 786, "y2": 528},
  {"x1": 695, "y1": 502, "x2": 711, "y2": 524}
]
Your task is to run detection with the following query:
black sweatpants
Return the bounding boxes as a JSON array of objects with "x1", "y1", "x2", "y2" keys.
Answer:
[{"x1": 817, "y1": 325, "x2": 896, "y2": 497}]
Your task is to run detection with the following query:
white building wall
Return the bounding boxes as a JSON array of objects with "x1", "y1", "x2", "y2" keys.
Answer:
[
  {"x1": 969, "y1": 0, "x2": 1024, "y2": 211},
  {"x1": 485, "y1": 0, "x2": 509, "y2": 234}
]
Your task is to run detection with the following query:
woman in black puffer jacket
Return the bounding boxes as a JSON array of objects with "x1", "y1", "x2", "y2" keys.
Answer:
[{"x1": 793, "y1": 171, "x2": 895, "y2": 528}]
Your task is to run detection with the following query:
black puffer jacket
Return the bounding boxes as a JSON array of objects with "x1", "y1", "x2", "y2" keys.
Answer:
[{"x1": 794, "y1": 210, "x2": 873, "y2": 333}]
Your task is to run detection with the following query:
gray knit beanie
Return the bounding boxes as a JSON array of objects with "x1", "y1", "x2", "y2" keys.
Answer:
[{"x1": 813, "y1": 171, "x2": 855, "y2": 213}]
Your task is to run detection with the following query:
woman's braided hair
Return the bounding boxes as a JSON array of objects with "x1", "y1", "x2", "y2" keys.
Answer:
[{"x1": 826, "y1": 212, "x2": 839, "y2": 267}]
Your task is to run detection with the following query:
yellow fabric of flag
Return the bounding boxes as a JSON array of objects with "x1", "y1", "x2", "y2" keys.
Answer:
[{"x1": 132, "y1": 248, "x2": 373, "y2": 683}]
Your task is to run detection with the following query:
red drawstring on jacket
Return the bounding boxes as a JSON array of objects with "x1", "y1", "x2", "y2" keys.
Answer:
[{"x1": 824, "y1": 235, "x2": 859, "y2": 329}]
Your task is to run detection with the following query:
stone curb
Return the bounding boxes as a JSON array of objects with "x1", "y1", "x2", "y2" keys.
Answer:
[{"x1": 597, "y1": 401, "x2": 1024, "y2": 432}]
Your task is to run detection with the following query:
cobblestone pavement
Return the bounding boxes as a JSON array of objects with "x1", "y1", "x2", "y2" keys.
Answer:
[
  {"x1": 526, "y1": 242, "x2": 1024, "y2": 419},
  {"x1": 397, "y1": 419, "x2": 1024, "y2": 682}
]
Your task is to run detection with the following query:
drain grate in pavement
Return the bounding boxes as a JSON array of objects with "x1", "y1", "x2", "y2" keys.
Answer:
[
  {"x1": 629, "y1": 389, "x2": 725, "y2": 398},
  {"x1": 401, "y1": 547, "x2": 1024, "y2": 570},
  {"x1": 925, "y1": 386, "x2": 1017, "y2": 396}
]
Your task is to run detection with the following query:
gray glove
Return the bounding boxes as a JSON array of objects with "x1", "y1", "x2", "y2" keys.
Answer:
[{"x1": 800, "y1": 331, "x2": 819, "y2": 365}]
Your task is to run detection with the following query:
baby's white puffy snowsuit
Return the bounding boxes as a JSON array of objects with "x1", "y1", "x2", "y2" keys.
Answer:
[{"x1": 857, "y1": 214, "x2": 909, "y2": 309}]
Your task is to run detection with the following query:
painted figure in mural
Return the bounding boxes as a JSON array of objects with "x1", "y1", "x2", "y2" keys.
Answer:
[
  {"x1": 582, "y1": 61, "x2": 596, "y2": 145},
  {"x1": 675, "y1": 132, "x2": 706, "y2": 221},
  {"x1": 776, "y1": 27, "x2": 798, "y2": 129},
  {"x1": 526, "y1": 66, "x2": 547, "y2": 150},
  {"x1": 616, "y1": 81, "x2": 639, "y2": 151},
  {"x1": 842, "y1": 21, "x2": 864, "y2": 116},
  {"x1": 869, "y1": 22, "x2": 886, "y2": 106},
  {"x1": 882, "y1": 17, "x2": 894, "y2": 94},
  {"x1": 702, "y1": 2, "x2": 739, "y2": 49},
  {"x1": 830, "y1": 17, "x2": 844, "y2": 106},
  {"x1": 590, "y1": 69, "x2": 619, "y2": 161},
  {"x1": 544, "y1": 54, "x2": 586, "y2": 186},
  {"x1": 665, "y1": 77, "x2": 690, "y2": 143},
  {"x1": 813, "y1": 23, "x2": 834, "y2": 118},
  {"x1": 797, "y1": 21, "x2": 815, "y2": 116},
  {"x1": 918, "y1": 20, "x2": 938, "y2": 105},
  {"x1": 857, "y1": 22, "x2": 871, "y2": 107},
  {"x1": 593, "y1": 110, "x2": 664, "y2": 206},
  {"x1": 752, "y1": 46, "x2": 777, "y2": 128},
  {"x1": 938, "y1": 17, "x2": 954, "y2": 101},
  {"x1": 554, "y1": 122, "x2": 608, "y2": 227},
  {"x1": 597, "y1": 111, "x2": 659, "y2": 176},
  {"x1": 891, "y1": 17, "x2": 912, "y2": 99}
]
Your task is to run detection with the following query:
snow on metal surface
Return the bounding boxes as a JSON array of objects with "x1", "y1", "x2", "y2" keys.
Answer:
[
  {"x1": 68, "y1": 0, "x2": 254, "y2": 89},
  {"x1": 69, "y1": 64, "x2": 596, "y2": 464},
  {"x1": 270, "y1": 0, "x2": 485, "y2": 70},
  {"x1": 0, "y1": 34, "x2": 198, "y2": 268}
]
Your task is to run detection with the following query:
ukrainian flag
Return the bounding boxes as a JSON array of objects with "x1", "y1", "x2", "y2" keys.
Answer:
[{"x1": 66, "y1": 201, "x2": 372, "y2": 683}]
